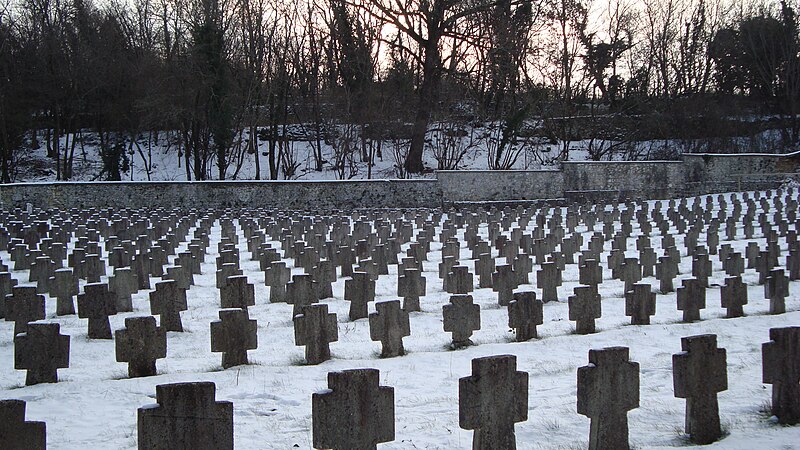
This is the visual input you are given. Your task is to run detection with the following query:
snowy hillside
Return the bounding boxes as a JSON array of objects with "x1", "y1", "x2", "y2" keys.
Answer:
[{"x1": 0, "y1": 191, "x2": 799, "y2": 448}]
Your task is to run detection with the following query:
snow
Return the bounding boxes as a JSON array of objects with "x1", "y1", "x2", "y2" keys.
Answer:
[{"x1": 0, "y1": 190, "x2": 799, "y2": 449}]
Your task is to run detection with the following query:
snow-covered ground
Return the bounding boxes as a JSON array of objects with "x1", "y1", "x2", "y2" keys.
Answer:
[{"x1": 1, "y1": 190, "x2": 799, "y2": 449}]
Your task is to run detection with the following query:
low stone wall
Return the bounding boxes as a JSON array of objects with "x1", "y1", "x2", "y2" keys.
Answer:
[
  {"x1": 2, "y1": 153, "x2": 798, "y2": 209},
  {"x1": 683, "y1": 152, "x2": 800, "y2": 194},
  {"x1": 561, "y1": 161, "x2": 685, "y2": 202},
  {"x1": 0, "y1": 180, "x2": 442, "y2": 211},
  {"x1": 437, "y1": 170, "x2": 564, "y2": 202}
]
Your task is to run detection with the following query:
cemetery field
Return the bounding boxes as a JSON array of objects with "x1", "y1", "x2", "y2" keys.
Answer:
[{"x1": 1, "y1": 191, "x2": 800, "y2": 449}]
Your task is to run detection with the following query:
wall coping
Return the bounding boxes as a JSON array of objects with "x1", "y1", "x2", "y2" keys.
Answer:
[
  {"x1": 561, "y1": 160, "x2": 682, "y2": 165},
  {"x1": 682, "y1": 150, "x2": 800, "y2": 158},
  {"x1": 1, "y1": 179, "x2": 438, "y2": 187},
  {"x1": 436, "y1": 169, "x2": 562, "y2": 174}
]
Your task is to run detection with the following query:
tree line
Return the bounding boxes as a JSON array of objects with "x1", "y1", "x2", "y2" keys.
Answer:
[{"x1": 1, "y1": 0, "x2": 798, "y2": 182}]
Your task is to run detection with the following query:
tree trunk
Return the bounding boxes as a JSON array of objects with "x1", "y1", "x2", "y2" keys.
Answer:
[{"x1": 406, "y1": 36, "x2": 442, "y2": 174}]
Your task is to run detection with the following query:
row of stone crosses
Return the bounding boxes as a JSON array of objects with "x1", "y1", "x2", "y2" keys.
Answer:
[
  {"x1": 3, "y1": 327, "x2": 799, "y2": 449},
  {"x1": 0, "y1": 188, "x2": 798, "y2": 445},
  {"x1": 1, "y1": 188, "x2": 797, "y2": 377}
]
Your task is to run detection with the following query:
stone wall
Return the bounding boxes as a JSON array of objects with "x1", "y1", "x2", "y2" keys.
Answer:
[
  {"x1": 0, "y1": 180, "x2": 442, "y2": 211},
  {"x1": 437, "y1": 170, "x2": 563, "y2": 203},
  {"x1": 2, "y1": 153, "x2": 798, "y2": 209},
  {"x1": 683, "y1": 152, "x2": 800, "y2": 194},
  {"x1": 561, "y1": 161, "x2": 685, "y2": 202}
]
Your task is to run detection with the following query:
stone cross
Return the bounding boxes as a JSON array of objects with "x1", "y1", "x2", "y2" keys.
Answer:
[
  {"x1": 512, "y1": 253, "x2": 532, "y2": 285},
  {"x1": 14, "y1": 322, "x2": 70, "y2": 385},
  {"x1": 369, "y1": 300, "x2": 410, "y2": 358},
  {"x1": 577, "y1": 347, "x2": 639, "y2": 450},
  {"x1": 215, "y1": 263, "x2": 242, "y2": 289},
  {"x1": 459, "y1": 355, "x2": 528, "y2": 450},
  {"x1": 78, "y1": 282, "x2": 118, "y2": 339},
  {"x1": 211, "y1": 308, "x2": 258, "y2": 369},
  {"x1": 537, "y1": 262, "x2": 561, "y2": 303},
  {"x1": 446, "y1": 265, "x2": 474, "y2": 295},
  {"x1": 765, "y1": 268, "x2": 789, "y2": 314},
  {"x1": 723, "y1": 252, "x2": 745, "y2": 277},
  {"x1": 443, "y1": 294, "x2": 481, "y2": 349},
  {"x1": 138, "y1": 382, "x2": 233, "y2": 450},
  {"x1": 508, "y1": 291, "x2": 543, "y2": 341},
  {"x1": 755, "y1": 250, "x2": 772, "y2": 285},
  {"x1": 287, "y1": 274, "x2": 317, "y2": 316},
  {"x1": 294, "y1": 303, "x2": 338, "y2": 365},
  {"x1": 691, "y1": 253, "x2": 713, "y2": 288},
  {"x1": 608, "y1": 249, "x2": 624, "y2": 279},
  {"x1": 313, "y1": 259, "x2": 337, "y2": 299},
  {"x1": 312, "y1": 368, "x2": 394, "y2": 450},
  {"x1": 109, "y1": 267, "x2": 137, "y2": 312},
  {"x1": 264, "y1": 261, "x2": 290, "y2": 303},
  {"x1": 640, "y1": 247, "x2": 656, "y2": 277},
  {"x1": 149, "y1": 280, "x2": 188, "y2": 332},
  {"x1": 220, "y1": 275, "x2": 255, "y2": 310},
  {"x1": 672, "y1": 334, "x2": 727, "y2": 444},
  {"x1": 0, "y1": 272, "x2": 17, "y2": 318},
  {"x1": 132, "y1": 253, "x2": 152, "y2": 289},
  {"x1": 5, "y1": 286, "x2": 45, "y2": 336},
  {"x1": 762, "y1": 326, "x2": 800, "y2": 425},
  {"x1": 655, "y1": 255, "x2": 677, "y2": 293},
  {"x1": 579, "y1": 259, "x2": 603, "y2": 290},
  {"x1": 344, "y1": 271, "x2": 376, "y2": 321},
  {"x1": 620, "y1": 257, "x2": 642, "y2": 294},
  {"x1": 0, "y1": 400, "x2": 46, "y2": 450},
  {"x1": 115, "y1": 316, "x2": 167, "y2": 377},
  {"x1": 625, "y1": 283, "x2": 656, "y2": 325},
  {"x1": 397, "y1": 268, "x2": 426, "y2": 312},
  {"x1": 50, "y1": 268, "x2": 77, "y2": 316},
  {"x1": 720, "y1": 276, "x2": 747, "y2": 318},
  {"x1": 439, "y1": 256, "x2": 458, "y2": 283},
  {"x1": 677, "y1": 278, "x2": 705, "y2": 322},
  {"x1": 84, "y1": 253, "x2": 105, "y2": 283},
  {"x1": 568, "y1": 285, "x2": 601, "y2": 334},
  {"x1": 789, "y1": 250, "x2": 800, "y2": 281},
  {"x1": 492, "y1": 265, "x2": 519, "y2": 306},
  {"x1": 475, "y1": 253, "x2": 495, "y2": 289},
  {"x1": 165, "y1": 265, "x2": 191, "y2": 291}
]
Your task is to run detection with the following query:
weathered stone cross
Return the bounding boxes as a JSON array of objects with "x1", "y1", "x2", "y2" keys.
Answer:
[
  {"x1": 344, "y1": 271, "x2": 376, "y2": 321},
  {"x1": 5, "y1": 285, "x2": 45, "y2": 336},
  {"x1": 625, "y1": 283, "x2": 656, "y2": 325},
  {"x1": 765, "y1": 268, "x2": 789, "y2": 314},
  {"x1": 397, "y1": 267, "x2": 426, "y2": 312},
  {"x1": 443, "y1": 295, "x2": 481, "y2": 349},
  {"x1": 672, "y1": 334, "x2": 727, "y2": 444},
  {"x1": 312, "y1": 368, "x2": 394, "y2": 450},
  {"x1": 369, "y1": 300, "x2": 410, "y2": 358},
  {"x1": 492, "y1": 264, "x2": 519, "y2": 306},
  {"x1": 459, "y1": 355, "x2": 528, "y2": 450},
  {"x1": 14, "y1": 322, "x2": 70, "y2": 385},
  {"x1": 577, "y1": 347, "x2": 639, "y2": 450},
  {"x1": 137, "y1": 382, "x2": 233, "y2": 450},
  {"x1": 211, "y1": 308, "x2": 258, "y2": 368},
  {"x1": 762, "y1": 326, "x2": 800, "y2": 425},
  {"x1": 720, "y1": 276, "x2": 747, "y2": 318},
  {"x1": 77, "y1": 282, "x2": 117, "y2": 339},
  {"x1": 264, "y1": 261, "x2": 290, "y2": 304},
  {"x1": 0, "y1": 400, "x2": 46, "y2": 450},
  {"x1": 508, "y1": 291, "x2": 543, "y2": 341},
  {"x1": 149, "y1": 280, "x2": 188, "y2": 332},
  {"x1": 569, "y1": 285, "x2": 601, "y2": 334},
  {"x1": 677, "y1": 278, "x2": 705, "y2": 322},
  {"x1": 294, "y1": 303, "x2": 338, "y2": 365},
  {"x1": 115, "y1": 316, "x2": 166, "y2": 377}
]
